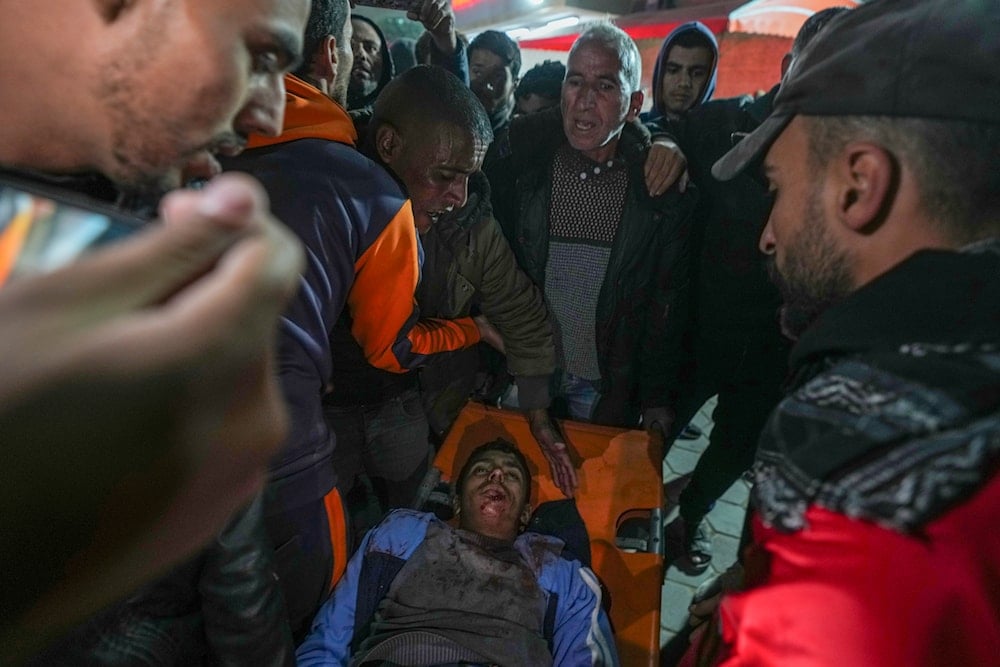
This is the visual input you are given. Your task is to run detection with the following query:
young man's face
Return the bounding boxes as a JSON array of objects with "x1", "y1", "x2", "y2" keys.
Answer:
[
  {"x1": 456, "y1": 448, "x2": 531, "y2": 542},
  {"x1": 759, "y1": 118, "x2": 855, "y2": 339},
  {"x1": 384, "y1": 122, "x2": 486, "y2": 233},
  {"x1": 97, "y1": 0, "x2": 309, "y2": 192},
  {"x1": 469, "y1": 49, "x2": 516, "y2": 118},
  {"x1": 514, "y1": 92, "x2": 559, "y2": 117},
  {"x1": 561, "y1": 39, "x2": 642, "y2": 163},
  {"x1": 349, "y1": 18, "x2": 384, "y2": 100},
  {"x1": 659, "y1": 44, "x2": 713, "y2": 118}
]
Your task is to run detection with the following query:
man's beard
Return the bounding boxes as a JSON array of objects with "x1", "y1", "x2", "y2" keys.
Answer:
[
  {"x1": 347, "y1": 72, "x2": 377, "y2": 109},
  {"x1": 766, "y1": 191, "x2": 854, "y2": 340}
]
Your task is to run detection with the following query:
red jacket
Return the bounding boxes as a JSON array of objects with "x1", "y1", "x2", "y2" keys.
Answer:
[{"x1": 686, "y1": 468, "x2": 1000, "y2": 666}]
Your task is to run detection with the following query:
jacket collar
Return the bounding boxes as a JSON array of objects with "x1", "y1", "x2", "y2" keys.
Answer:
[
  {"x1": 247, "y1": 74, "x2": 357, "y2": 150},
  {"x1": 790, "y1": 239, "x2": 1000, "y2": 376}
]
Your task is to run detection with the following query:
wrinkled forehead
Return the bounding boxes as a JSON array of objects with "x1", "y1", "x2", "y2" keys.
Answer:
[
  {"x1": 434, "y1": 121, "x2": 485, "y2": 159},
  {"x1": 567, "y1": 40, "x2": 627, "y2": 81}
]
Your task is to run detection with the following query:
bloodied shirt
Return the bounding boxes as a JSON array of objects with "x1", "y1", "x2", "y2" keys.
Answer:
[{"x1": 356, "y1": 521, "x2": 551, "y2": 666}]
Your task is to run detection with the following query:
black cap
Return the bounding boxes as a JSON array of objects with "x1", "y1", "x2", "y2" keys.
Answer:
[{"x1": 712, "y1": 0, "x2": 1000, "y2": 181}]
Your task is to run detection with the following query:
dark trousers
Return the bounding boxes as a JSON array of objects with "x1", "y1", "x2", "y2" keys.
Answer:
[
  {"x1": 263, "y1": 497, "x2": 334, "y2": 645},
  {"x1": 667, "y1": 329, "x2": 790, "y2": 524},
  {"x1": 325, "y1": 388, "x2": 432, "y2": 550}
]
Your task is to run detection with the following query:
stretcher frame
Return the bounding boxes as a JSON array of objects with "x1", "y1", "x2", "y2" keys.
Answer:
[{"x1": 432, "y1": 401, "x2": 665, "y2": 666}]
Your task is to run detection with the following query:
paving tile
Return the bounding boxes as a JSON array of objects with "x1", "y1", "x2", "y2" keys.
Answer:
[
  {"x1": 664, "y1": 446, "x2": 702, "y2": 477},
  {"x1": 659, "y1": 395, "x2": 741, "y2": 651},
  {"x1": 670, "y1": 437, "x2": 707, "y2": 454},
  {"x1": 695, "y1": 396, "x2": 718, "y2": 423},
  {"x1": 706, "y1": 500, "x2": 748, "y2": 539},
  {"x1": 719, "y1": 479, "x2": 751, "y2": 506},
  {"x1": 661, "y1": 579, "x2": 696, "y2": 633},
  {"x1": 709, "y1": 533, "x2": 742, "y2": 574}
]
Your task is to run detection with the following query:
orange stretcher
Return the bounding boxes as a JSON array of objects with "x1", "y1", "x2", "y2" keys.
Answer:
[{"x1": 432, "y1": 401, "x2": 665, "y2": 666}]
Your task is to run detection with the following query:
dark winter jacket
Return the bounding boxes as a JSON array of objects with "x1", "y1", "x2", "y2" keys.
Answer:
[
  {"x1": 653, "y1": 86, "x2": 783, "y2": 337},
  {"x1": 30, "y1": 497, "x2": 294, "y2": 667},
  {"x1": 487, "y1": 107, "x2": 695, "y2": 426},
  {"x1": 415, "y1": 171, "x2": 555, "y2": 437},
  {"x1": 700, "y1": 240, "x2": 1000, "y2": 666}
]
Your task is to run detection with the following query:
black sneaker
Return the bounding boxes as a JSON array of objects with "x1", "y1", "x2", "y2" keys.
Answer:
[{"x1": 683, "y1": 518, "x2": 713, "y2": 573}]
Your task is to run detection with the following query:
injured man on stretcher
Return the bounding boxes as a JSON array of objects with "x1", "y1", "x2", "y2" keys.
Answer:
[{"x1": 296, "y1": 438, "x2": 618, "y2": 666}]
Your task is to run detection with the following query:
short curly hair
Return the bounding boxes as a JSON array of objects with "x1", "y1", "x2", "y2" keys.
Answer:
[{"x1": 515, "y1": 59, "x2": 566, "y2": 103}]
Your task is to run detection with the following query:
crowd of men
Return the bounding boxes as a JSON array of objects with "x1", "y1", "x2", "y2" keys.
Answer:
[{"x1": 1, "y1": 0, "x2": 997, "y2": 665}]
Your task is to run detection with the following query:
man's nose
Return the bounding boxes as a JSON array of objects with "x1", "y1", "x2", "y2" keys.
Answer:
[
  {"x1": 488, "y1": 467, "x2": 504, "y2": 483},
  {"x1": 236, "y1": 75, "x2": 285, "y2": 138},
  {"x1": 759, "y1": 219, "x2": 777, "y2": 255},
  {"x1": 445, "y1": 177, "x2": 468, "y2": 208}
]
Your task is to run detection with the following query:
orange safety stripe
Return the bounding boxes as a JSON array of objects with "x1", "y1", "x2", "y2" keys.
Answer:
[
  {"x1": 0, "y1": 201, "x2": 35, "y2": 287},
  {"x1": 348, "y1": 201, "x2": 480, "y2": 373},
  {"x1": 323, "y1": 487, "x2": 349, "y2": 591}
]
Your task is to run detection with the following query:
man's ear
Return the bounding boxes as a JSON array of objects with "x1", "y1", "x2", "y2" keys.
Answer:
[
  {"x1": 780, "y1": 52, "x2": 793, "y2": 80},
  {"x1": 313, "y1": 35, "x2": 338, "y2": 83},
  {"x1": 519, "y1": 503, "x2": 533, "y2": 532},
  {"x1": 627, "y1": 90, "x2": 644, "y2": 121},
  {"x1": 832, "y1": 141, "x2": 896, "y2": 233},
  {"x1": 374, "y1": 123, "x2": 403, "y2": 164}
]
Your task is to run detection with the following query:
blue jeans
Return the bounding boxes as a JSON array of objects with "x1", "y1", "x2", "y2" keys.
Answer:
[
  {"x1": 556, "y1": 370, "x2": 602, "y2": 422},
  {"x1": 502, "y1": 370, "x2": 601, "y2": 422}
]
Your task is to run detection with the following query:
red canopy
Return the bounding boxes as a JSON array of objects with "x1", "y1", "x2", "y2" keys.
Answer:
[
  {"x1": 518, "y1": 2, "x2": 738, "y2": 52},
  {"x1": 728, "y1": 0, "x2": 860, "y2": 37},
  {"x1": 516, "y1": 0, "x2": 858, "y2": 51}
]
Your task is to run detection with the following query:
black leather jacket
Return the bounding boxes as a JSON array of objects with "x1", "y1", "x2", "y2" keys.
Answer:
[
  {"x1": 486, "y1": 107, "x2": 696, "y2": 426},
  {"x1": 31, "y1": 496, "x2": 294, "y2": 666}
]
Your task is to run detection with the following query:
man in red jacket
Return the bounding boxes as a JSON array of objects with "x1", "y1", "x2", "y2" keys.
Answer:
[{"x1": 685, "y1": 1, "x2": 1000, "y2": 664}]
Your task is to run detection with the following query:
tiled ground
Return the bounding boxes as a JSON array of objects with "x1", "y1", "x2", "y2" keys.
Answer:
[{"x1": 659, "y1": 396, "x2": 750, "y2": 660}]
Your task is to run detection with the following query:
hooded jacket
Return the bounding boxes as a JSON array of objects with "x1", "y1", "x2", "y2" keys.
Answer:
[
  {"x1": 644, "y1": 21, "x2": 719, "y2": 123},
  {"x1": 413, "y1": 171, "x2": 555, "y2": 438},
  {"x1": 660, "y1": 86, "x2": 780, "y2": 337},
  {"x1": 346, "y1": 14, "x2": 394, "y2": 113},
  {"x1": 690, "y1": 241, "x2": 1000, "y2": 665},
  {"x1": 223, "y1": 75, "x2": 480, "y2": 513}
]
